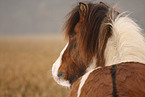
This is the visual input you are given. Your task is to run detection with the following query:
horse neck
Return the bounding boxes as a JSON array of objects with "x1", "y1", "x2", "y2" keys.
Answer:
[{"x1": 104, "y1": 16, "x2": 145, "y2": 66}]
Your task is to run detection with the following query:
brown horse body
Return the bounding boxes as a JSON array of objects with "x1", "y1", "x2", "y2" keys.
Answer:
[{"x1": 69, "y1": 62, "x2": 145, "y2": 97}]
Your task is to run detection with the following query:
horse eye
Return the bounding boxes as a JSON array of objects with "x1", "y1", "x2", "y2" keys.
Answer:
[{"x1": 69, "y1": 35, "x2": 74, "y2": 39}]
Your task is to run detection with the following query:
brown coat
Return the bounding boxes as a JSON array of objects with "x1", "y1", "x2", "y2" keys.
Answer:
[{"x1": 68, "y1": 62, "x2": 145, "y2": 97}]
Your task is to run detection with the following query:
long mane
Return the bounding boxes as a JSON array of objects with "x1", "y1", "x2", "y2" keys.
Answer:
[
  {"x1": 64, "y1": 3, "x2": 113, "y2": 66},
  {"x1": 64, "y1": 2, "x2": 145, "y2": 67},
  {"x1": 64, "y1": 5, "x2": 80, "y2": 37}
]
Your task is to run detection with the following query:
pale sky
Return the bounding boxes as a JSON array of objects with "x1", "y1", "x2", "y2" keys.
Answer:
[{"x1": 0, "y1": 0, "x2": 145, "y2": 36}]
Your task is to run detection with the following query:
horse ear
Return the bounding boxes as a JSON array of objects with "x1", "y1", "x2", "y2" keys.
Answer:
[
  {"x1": 79, "y1": 2, "x2": 89, "y2": 21},
  {"x1": 99, "y1": 2, "x2": 105, "y2": 4}
]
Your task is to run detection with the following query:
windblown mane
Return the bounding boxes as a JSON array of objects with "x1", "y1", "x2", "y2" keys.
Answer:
[
  {"x1": 65, "y1": 3, "x2": 113, "y2": 66},
  {"x1": 64, "y1": 5, "x2": 80, "y2": 37},
  {"x1": 64, "y1": 2, "x2": 145, "y2": 67}
]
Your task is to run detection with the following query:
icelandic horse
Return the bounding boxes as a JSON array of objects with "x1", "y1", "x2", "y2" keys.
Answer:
[{"x1": 52, "y1": 2, "x2": 145, "y2": 97}]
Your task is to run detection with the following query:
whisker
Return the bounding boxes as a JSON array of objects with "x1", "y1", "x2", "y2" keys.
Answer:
[{"x1": 47, "y1": 69, "x2": 53, "y2": 79}]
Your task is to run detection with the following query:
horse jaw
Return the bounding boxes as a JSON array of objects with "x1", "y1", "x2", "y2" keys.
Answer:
[{"x1": 52, "y1": 43, "x2": 71, "y2": 87}]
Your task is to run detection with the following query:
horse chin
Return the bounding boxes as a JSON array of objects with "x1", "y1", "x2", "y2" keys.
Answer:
[
  {"x1": 57, "y1": 78, "x2": 71, "y2": 87},
  {"x1": 52, "y1": 74, "x2": 71, "y2": 87},
  {"x1": 52, "y1": 73, "x2": 71, "y2": 87}
]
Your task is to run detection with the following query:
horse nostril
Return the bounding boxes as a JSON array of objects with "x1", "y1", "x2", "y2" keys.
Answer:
[{"x1": 57, "y1": 72, "x2": 63, "y2": 78}]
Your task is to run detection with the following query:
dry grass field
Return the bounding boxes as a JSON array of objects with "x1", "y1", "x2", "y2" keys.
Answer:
[{"x1": 0, "y1": 35, "x2": 69, "y2": 97}]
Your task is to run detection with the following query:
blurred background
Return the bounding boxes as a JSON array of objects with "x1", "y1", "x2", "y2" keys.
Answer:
[
  {"x1": 0, "y1": 0, "x2": 145, "y2": 36},
  {"x1": 0, "y1": 0, "x2": 145, "y2": 97}
]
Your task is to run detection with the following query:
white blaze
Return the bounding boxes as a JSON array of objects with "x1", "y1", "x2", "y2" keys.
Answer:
[{"x1": 52, "y1": 43, "x2": 71, "y2": 87}]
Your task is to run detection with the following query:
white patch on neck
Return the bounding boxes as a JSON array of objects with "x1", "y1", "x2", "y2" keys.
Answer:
[
  {"x1": 105, "y1": 14, "x2": 145, "y2": 66},
  {"x1": 52, "y1": 43, "x2": 71, "y2": 87},
  {"x1": 77, "y1": 67, "x2": 101, "y2": 97},
  {"x1": 86, "y1": 57, "x2": 97, "y2": 73}
]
